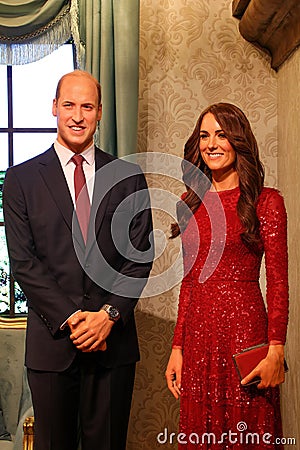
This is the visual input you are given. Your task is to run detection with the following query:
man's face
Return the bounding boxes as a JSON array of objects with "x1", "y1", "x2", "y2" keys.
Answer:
[{"x1": 52, "y1": 74, "x2": 102, "y2": 154}]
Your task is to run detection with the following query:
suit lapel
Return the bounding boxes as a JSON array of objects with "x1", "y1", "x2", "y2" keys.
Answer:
[
  {"x1": 38, "y1": 146, "x2": 117, "y2": 258},
  {"x1": 85, "y1": 148, "x2": 116, "y2": 257},
  {"x1": 38, "y1": 147, "x2": 84, "y2": 250}
]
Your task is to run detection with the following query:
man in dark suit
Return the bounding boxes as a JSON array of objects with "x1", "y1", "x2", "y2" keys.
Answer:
[{"x1": 3, "y1": 70, "x2": 153, "y2": 450}]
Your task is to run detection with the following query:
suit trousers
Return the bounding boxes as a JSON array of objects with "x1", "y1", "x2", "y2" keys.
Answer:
[{"x1": 27, "y1": 353, "x2": 136, "y2": 450}]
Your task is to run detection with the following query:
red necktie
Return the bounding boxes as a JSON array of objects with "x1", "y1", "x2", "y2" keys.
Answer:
[{"x1": 72, "y1": 154, "x2": 91, "y2": 243}]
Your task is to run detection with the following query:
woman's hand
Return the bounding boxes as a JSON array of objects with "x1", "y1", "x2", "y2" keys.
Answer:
[
  {"x1": 241, "y1": 344, "x2": 285, "y2": 389},
  {"x1": 165, "y1": 348, "x2": 183, "y2": 399}
]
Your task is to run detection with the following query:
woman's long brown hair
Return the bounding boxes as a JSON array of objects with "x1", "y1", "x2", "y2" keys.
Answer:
[{"x1": 171, "y1": 103, "x2": 265, "y2": 248}]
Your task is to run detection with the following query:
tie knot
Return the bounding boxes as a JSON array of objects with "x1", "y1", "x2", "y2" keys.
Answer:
[{"x1": 71, "y1": 154, "x2": 85, "y2": 167}]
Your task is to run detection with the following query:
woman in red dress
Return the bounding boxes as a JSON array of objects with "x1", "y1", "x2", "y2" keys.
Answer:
[{"x1": 166, "y1": 103, "x2": 288, "y2": 449}]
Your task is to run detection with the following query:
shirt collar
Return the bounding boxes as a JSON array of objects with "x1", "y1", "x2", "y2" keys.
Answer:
[{"x1": 54, "y1": 140, "x2": 95, "y2": 166}]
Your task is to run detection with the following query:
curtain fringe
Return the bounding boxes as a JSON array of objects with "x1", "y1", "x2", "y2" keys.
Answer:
[
  {"x1": 0, "y1": 0, "x2": 85, "y2": 67},
  {"x1": 70, "y1": 0, "x2": 85, "y2": 69}
]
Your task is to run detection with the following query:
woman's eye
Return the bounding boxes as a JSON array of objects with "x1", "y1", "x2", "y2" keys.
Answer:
[{"x1": 200, "y1": 134, "x2": 208, "y2": 140}]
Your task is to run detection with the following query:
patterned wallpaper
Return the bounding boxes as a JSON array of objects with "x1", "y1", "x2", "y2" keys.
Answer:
[{"x1": 127, "y1": 1, "x2": 278, "y2": 449}]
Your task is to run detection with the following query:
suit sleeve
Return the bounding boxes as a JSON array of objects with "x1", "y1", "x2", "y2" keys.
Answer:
[
  {"x1": 3, "y1": 168, "x2": 82, "y2": 335},
  {"x1": 104, "y1": 169, "x2": 154, "y2": 324}
]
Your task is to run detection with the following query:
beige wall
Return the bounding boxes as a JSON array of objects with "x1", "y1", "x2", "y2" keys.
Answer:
[
  {"x1": 127, "y1": 1, "x2": 284, "y2": 449},
  {"x1": 278, "y1": 49, "x2": 300, "y2": 446}
]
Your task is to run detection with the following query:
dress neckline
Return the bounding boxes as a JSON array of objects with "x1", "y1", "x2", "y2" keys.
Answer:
[{"x1": 207, "y1": 185, "x2": 240, "y2": 195}]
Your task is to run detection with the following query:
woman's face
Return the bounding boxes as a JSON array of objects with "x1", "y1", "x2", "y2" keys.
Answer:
[{"x1": 199, "y1": 112, "x2": 237, "y2": 176}]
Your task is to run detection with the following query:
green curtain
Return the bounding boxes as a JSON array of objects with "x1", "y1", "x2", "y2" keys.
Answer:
[
  {"x1": 78, "y1": 0, "x2": 140, "y2": 157},
  {"x1": 0, "y1": 0, "x2": 69, "y2": 37},
  {"x1": 0, "y1": 0, "x2": 82, "y2": 65}
]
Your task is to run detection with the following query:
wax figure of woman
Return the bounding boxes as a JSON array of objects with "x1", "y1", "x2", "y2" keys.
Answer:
[{"x1": 166, "y1": 103, "x2": 288, "y2": 449}]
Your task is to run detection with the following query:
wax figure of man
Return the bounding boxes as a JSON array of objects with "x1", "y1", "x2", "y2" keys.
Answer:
[{"x1": 3, "y1": 70, "x2": 153, "y2": 450}]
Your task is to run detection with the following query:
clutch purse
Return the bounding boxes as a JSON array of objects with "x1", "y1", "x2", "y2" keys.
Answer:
[{"x1": 232, "y1": 343, "x2": 288, "y2": 386}]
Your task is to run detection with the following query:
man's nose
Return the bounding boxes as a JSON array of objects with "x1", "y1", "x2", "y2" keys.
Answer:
[{"x1": 72, "y1": 108, "x2": 83, "y2": 123}]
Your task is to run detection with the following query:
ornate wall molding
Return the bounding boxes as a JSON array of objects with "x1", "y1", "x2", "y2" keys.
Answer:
[
  {"x1": 0, "y1": 317, "x2": 27, "y2": 329},
  {"x1": 232, "y1": 0, "x2": 300, "y2": 70}
]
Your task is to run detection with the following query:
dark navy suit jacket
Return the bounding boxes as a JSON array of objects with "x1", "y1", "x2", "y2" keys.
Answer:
[{"x1": 3, "y1": 145, "x2": 153, "y2": 371}]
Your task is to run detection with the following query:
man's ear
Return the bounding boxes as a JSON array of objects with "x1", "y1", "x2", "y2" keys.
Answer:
[
  {"x1": 52, "y1": 99, "x2": 57, "y2": 117},
  {"x1": 97, "y1": 104, "x2": 102, "y2": 121}
]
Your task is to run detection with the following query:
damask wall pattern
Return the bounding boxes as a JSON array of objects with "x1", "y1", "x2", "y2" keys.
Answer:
[{"x1": 127, "y1": 1, "x2": 278, "y2": 449}]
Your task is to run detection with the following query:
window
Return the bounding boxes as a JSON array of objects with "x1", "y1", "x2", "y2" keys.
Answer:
[{"x1": 0, "y1": 43, "x2": 75, "y2": 316}]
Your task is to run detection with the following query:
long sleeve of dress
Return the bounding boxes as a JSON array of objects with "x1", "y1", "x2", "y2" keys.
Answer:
[
  {"x1": 258, "y1": 189, "x2": 289, "y2": 344},
  {"x1": 172, "y1": 267, "x2": 193, "y2": 348}
]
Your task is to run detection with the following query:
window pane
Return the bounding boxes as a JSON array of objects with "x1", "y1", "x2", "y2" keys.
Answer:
[
  {"x1": 0, "y1": 134, "x2": 8, "y2": 170},
  {"x1": 13, "y1": 133, "x2": 57, "y2": 165},
  {"x1": 0, "y1": 66, "x2": 8, "y2": 128},
  {"x1": 15, "y1": 280, "x2": 27, "y2": 314},
  {"x1": 0, "y1": 170, "x2": 5, "y2": 222},
  {"x1": 0, "y1": 226, "x2": 9, "y2": 314},
  {"x1": 13, "y1": 44, "x2": 74, "y2": 128}
]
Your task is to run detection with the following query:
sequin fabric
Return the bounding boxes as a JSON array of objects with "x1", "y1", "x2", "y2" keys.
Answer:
[{"x1": 172, "y1": 187, "x2": 289, "y2": 449}]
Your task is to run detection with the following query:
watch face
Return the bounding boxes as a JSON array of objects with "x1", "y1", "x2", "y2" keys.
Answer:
[
  {"x1": 102, "y1": 304, "x2": 120, "y2": 321},
  {"x1": 109, "y1": 308, "x2": 119, "y2": 318}
]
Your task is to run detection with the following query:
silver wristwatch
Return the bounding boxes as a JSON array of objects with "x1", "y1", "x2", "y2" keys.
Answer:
[{"x1": 101, "y1": 304, "x2": 120, "y2": 322}]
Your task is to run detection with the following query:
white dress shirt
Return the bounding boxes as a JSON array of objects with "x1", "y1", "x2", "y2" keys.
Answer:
[
  {"x1": 54, "y1": 140, "x2": 95, "y2": 204},
  {"x1": 54, "y1": 140, "x2": 95, "y2": 329}
]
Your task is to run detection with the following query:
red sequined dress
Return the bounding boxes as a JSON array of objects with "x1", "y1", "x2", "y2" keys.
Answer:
[{"x1": 172, "y1": 187, "x2": 288, "y2": 449}]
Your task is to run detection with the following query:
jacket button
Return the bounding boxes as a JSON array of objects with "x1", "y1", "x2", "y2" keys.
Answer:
[{"x1": 84, "y1": 294, "x2": 90, "y2": 300}]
